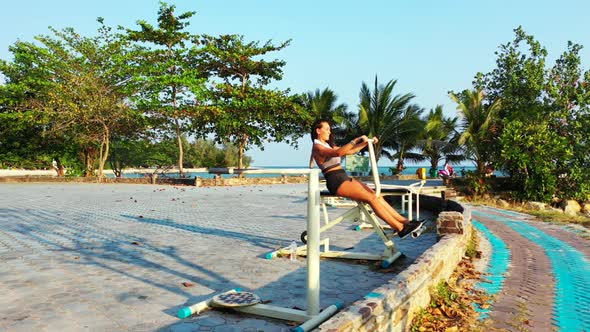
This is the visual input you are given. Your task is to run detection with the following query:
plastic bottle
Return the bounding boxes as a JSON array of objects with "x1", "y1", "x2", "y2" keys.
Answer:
[{"x1": 289, "y1": 240, "x2": 298, "y2": 261}]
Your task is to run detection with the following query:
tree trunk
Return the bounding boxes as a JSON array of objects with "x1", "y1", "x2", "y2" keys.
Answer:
[
  {"x1": 53, "y1": 157, "x2": 65, "y2": 177},
  {"x1": 84, "y1": 147, "x2": 95, "y2": 177},
  {"x1": 238, "y1": 135, "x2": 246, "y2": 170},
  {"x1": 97, "y1": 125, "x2": 110, "y2": 178},
  {"x1": 431, "y1": 158, "x2": 439, "y2": 170},
  {"x1": 175, "y1": 118, "x2": 184, "y2": 176}
]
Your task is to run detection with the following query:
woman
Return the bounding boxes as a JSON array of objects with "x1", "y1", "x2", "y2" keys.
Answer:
[{"x1": 310, "y1": 119, "x2": 423, "y2": 238}]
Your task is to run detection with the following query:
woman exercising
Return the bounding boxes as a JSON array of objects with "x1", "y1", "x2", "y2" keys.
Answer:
[{"x1": 310, "y1": 119, "x2": 423, "y2": 238}]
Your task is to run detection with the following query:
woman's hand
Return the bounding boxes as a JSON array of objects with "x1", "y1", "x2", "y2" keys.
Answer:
[{"x1": 372, "y1": 136, "x2": 379, "y2": 144}]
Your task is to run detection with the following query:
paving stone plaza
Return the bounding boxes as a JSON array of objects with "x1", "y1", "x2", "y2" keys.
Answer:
[{"x1": 0, "y1": 183, "x2": 437, "y2": 331}]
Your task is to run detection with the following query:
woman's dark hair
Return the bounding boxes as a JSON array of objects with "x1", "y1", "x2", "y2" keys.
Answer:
[{"x1": 311, "y1": 119, "x2": 334, "y2": 146}]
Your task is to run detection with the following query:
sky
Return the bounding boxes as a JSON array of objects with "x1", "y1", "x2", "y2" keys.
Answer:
[{"x1": 1, "y1": 0, "x2": 589, "y2": 167}]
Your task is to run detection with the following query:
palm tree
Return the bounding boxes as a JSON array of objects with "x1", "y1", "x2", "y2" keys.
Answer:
[
  {"x1": 450, "y1": 89, "x2": 501, "y2": 174},
  {"x1": 357, "y1": 76, "x2": 415, "y2": 162},
  {"x1": 300, "y1": 87, "x2": 353, "y2": 143},
  {"x1": 301, "y1": 88, "x2": 348, "y2": 123},
  {"x1": 387, "y1": 104, "x2": 426, "y2": 174},
  {"x1": 416, "y1": 105, "x2": 463, "y2": 175}
]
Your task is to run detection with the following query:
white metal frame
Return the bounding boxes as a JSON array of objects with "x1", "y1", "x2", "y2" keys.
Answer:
[
  {"x1": 178, "y1": 168, "x2": 340, "y2": 332},
  {"x1": 266, "y1": 140, "x2": 404, "y2": 268}
]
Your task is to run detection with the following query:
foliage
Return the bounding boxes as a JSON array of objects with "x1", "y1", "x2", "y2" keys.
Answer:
[
  {"x1": 416, "y1": 105, "x2": 462, "y2": 171},
  {"x1": 298, "y1": 87, "x2": 353, "y2": 145},
  {"x1": 197, "y1": 34, "x2": 306, "y2": 169},
  {"x1": 468, "y1": 26, "x2": 590, "y2": 201},
  {"x1": 464, "y1": 171, "x2": 491, "y2": 197},
  {"x1": 544, "y1": 42, "x2": 590, "y2": 200},
  {"x1": 388, "y1": 104, "x2": 425, "y2": 173},
  {"x1": 185, "y1": 139, "x2": 251, "y2": 168},
  {"x1": 1, "y1": 19, "x2": 139, "y2": 176},
  {"x1": 357, "y1": 76, "x2": 416, "y2": 162},
  {"x1": 449, "y1": 89, "x2": 501, "y2": 175},
  {"x1": 299, "y1": 87, "x2": 349, "y2": 123},
  {"x1": 500, "y1": 120, "x2": 570, "y2": 201},
  {"x1": 410, "y1": 257, "x2": 493, "y2": 332},
  {"x1": 126, "y1": 2, "x2": 207, "y2": 175}
]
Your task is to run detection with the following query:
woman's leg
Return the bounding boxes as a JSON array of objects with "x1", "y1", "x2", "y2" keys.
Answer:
[
  {"x1": 357, "y1": 181, "x2": 409, "y2": 224},
  {"x1": 336, "y1": 179, "x2": 405, "y2": 231}
]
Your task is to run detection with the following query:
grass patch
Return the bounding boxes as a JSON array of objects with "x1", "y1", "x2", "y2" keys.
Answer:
[
  {"x1": 465, "y1": 227, "x2": 481, "y2": 259},
  {"x1": 463, "y1": 196, "x2": 590, "y2": 228}
]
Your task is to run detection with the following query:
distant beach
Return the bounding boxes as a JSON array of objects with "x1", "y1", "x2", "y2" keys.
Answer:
[{"x1": 0, "y1": 165, "x2": 479, "y2": 179}]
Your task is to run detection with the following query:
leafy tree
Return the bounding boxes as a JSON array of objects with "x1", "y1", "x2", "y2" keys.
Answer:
[
  {"x1": 471, "y1": 26, "x2": 590, "y2": 200},
  {"x1": 475, "y1": 26, "x2": 547, "y2": 123},
  {"x1": 185, "y1": 139, "x2": 252, "y2": 168},
  {"x1": 500, "y1": 120, "x2": 570, "y2": 201},
  {"x1": 449, "y1": 89, "x2": 501, "y2": 175},
  {"x1": 198, "y1": 34, "x2": 304, "y2": 169},
  {"x1": 1, "y1": 20, "x2": 138, "y2": 176},
  {"x1": 545, "y1": 42, "x2": 590, "y2": 200},
  {"x1": 0, "y1": 39, "x2": 61, "y2": 169},
  {"x1": 126, "y1": 2, "x2": 207, "y2": 176},
  {"x1": 357, "y1": 76, "x2": 415, "y2": 162}
]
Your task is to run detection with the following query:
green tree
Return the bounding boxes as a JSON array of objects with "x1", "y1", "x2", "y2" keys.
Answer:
[
  {"x1": 198, "y1": 34, "x2": 304, "y2": 169},
  {"x1": 416, "y1": 105, "x2": 462, "y2": 173},
  {"x1": 300, "y1": 87, "x2": 349, "y2": 124},
  {"x1": 0, "y1": 39, "x2": 62, "y2": 170},
  {"x1": 500, "y1": 120, "x2": 570, "y2": 201},
  {"x1": 1, "y1": 20, "x2": 138, "y2": 176},
  {"x1": 388, "y1": 104, "x2": 425, "y2": 174},
  {"x1": 449, "y1": 89, "x2": 501, "y2": 175},
  {"x1": 127, "y1": 2, "x2": 207, "y2": 176},
  {"x1": 545, "y1": 42, "x2": 590, "y2": 200},
  {"x1": 472, "y1": 26, "x2": 590, "y2": 200},
  {"x1": 357, "y1": 76, "x2": 415, "y2": 162}
]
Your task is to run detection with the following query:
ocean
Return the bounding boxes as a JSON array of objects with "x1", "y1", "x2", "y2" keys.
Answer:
[{"x1": 109, "y1": 165, "x2": 479, "y2": 179}]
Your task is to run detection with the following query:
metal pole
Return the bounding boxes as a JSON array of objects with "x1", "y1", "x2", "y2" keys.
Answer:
[
  {"x1": 367, "y1": 139, "x2": 380, "y2": 196},
  {"x1": 306, "y1": 169, "x2": 321, "y2": 316}
]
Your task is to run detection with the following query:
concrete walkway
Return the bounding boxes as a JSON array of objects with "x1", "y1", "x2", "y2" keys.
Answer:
[
  {"x1": 471, "y1": 205, "x2": 590, "y2": 332},
  {"x1": 0, "y1": 183, "x2": 436, "y2": 332}
]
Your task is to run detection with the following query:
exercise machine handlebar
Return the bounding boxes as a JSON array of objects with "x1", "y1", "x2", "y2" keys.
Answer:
[{"x1": 366, "y1": 139, "x2": 381, "y2": 196}]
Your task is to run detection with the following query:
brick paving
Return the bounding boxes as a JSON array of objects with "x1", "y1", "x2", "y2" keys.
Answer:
[
  {"x1": 0, "y1": 183, "x2": 436, "y2": 332},
  {"x1": 472, "y1": 205, "x2": 590, "y2": 332}
]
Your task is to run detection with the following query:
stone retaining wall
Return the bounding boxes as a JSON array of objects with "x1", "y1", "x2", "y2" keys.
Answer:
[
  {"x1": 0, "y1": 175, "x2": 309, "y2": 187},
  {"x1": 316, "y1": 195, "x2": 471, "y2": 332}
]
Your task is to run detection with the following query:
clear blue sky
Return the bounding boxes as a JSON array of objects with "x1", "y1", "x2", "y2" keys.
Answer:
[{"x1": 1, "y1": 0, "x2": 589, "y2": 166}]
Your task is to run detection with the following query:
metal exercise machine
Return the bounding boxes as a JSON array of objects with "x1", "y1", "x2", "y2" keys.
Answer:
[
  {"x1": 267, "y1": 140, "x2": 424, "y2": 268},
  {"x1": 177, "y1": 168, "x2": 340, "y2": 332}
]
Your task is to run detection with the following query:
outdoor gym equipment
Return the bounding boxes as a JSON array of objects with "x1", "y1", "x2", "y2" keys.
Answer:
[
  {"x1": 267, "y1": 140, "x2": 422, "y2": 268},
  {"x1": 177, "y1": 168, "x2": 341, "y2": 332}
]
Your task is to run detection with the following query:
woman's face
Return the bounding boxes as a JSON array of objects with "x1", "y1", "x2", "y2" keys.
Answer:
[{"x1": 316, "y1": 122, "x2": 331, "y2": 141}]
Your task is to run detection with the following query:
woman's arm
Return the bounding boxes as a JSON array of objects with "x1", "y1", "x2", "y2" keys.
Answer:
[
  {"x1": 347, "y1": 135, "x2": 376, "y2": 154},
  {"x1": 313, "y1": 135, "x2": 372, "y2": 158}
]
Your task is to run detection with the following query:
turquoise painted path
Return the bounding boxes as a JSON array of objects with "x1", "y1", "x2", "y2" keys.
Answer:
[
  {"x1": 471, "y1": 219, "x2": 510, "y2": 319},
  {"x1": 473, "y1": 209, "x2": 590, "y2": 331}
]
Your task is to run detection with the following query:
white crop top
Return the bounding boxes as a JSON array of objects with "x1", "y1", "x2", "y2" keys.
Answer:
[{"x1": 313, "y1": 139, "x2": 341, "y2": 171}]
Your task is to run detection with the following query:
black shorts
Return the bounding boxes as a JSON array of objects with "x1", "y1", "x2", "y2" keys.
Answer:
[{"x1": 324, "y1": 169, "x2": 352, "y2": 195}]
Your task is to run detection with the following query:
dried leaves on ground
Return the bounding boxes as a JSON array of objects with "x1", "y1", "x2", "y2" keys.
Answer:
[{"x1": 410, "y1": 257, "x2": 501, "y2": 332}]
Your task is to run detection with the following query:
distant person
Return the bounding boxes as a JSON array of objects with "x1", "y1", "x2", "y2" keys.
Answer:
[
  {"x1": 310, "y1": 119, "x2": 424, "y2": 238},
  {"x1": 438, "y1": 162, "x2": 455, "y2": 178},
  {"x1": 460, "y1": 167, "x2": 466, "y2": 177},
  {"x1": 485, "y1": 163, "x2": 494, "y2": 177}
]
